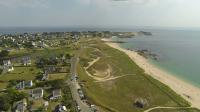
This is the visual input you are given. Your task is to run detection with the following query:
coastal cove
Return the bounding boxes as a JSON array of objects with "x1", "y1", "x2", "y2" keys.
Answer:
[{"x1": 102, "y1": 38, "x2": 200, "y2": 109}]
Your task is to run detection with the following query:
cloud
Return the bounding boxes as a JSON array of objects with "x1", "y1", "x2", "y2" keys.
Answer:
[{"x1": 0, "y1": 0, "x2": 49, "y2": 8}]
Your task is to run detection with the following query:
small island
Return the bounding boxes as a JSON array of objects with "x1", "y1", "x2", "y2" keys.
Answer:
[{"x1": 138, "y1": 31, "x2": 152, "y2": 36}]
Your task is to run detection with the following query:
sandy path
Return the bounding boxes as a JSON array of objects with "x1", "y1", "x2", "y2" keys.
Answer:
[
  {"x1": 84, "y1": 57, "x2": 134, "y2": 82},
  {"x1": 84, "y1": 57, "x2": 112, "y2": 81},
  {"x1": 84, "y1": 64, "x2": 112, "y2": 81},
  {"x1": 102, "y1": 38, "x2": 200, "y2": 109},
  {"x1": 94, "y1": 74, "x2": 136, "y2": 83},
  {"x1": 85, "y1": 57, "x2": 101, "y2": 69},
  {"x1": 144, "y1": 106, "x2": 193, "y2": 112}
]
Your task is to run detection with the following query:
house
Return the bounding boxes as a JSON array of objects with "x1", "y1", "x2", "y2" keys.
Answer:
[
  {"x1": 31, "y1": 88, "x2": 44, "y2": 99},
  {"x1": 38, "y1": 41, "x2": 48, "y2": 48},
  {"x1": 21, "y1": 56, "x2": 31, "y2": 66},
  {"x1": 3, "y1": 65, "x2": 14, "y2": 72},
  {"x1": 31, "y1": 41, "x2": 37, "y2": 47},
  {"x1": 3, "y1": 60, "x2": 12, "y2": 66},
  {"x1": 15, "y1": 99, "x2": 27, "y2": 112},
  {"x1": 57, "y1": 67, "x2": 67, "y2": 73},
  {"x1": 16, "y1": 80, "x2": 33, "y2": 90},
  {"x1": 16, "y1": 81, "x2": 24, "y2": 90},
  {"x1": 44, "y1": 66, "x2": 57, "y2": 74},
  {"x1": 61, "y1": 55, "x2": 66, "y2": 62},
  {"x1": 25, "y1": 80, "x2": 33, "y2": 87},
  {"x1": 2, "y1": 60, "x2": 14, "y2": 73},
  {"x1": 50, "y1": 89, "x2": 62, "y2": 100}
]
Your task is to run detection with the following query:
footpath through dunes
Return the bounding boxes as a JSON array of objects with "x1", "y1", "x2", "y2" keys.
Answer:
[{"x1": 77, "y1": 38, "x2": 200, "y2": 112}]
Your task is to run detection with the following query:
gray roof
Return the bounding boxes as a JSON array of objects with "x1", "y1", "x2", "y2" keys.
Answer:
[
  {"x1": 53, "y1": 89, "x2": 62, "y2": 97},
  {"x1": 32, "y1": 88, "x2": 43, "y2": 97}
]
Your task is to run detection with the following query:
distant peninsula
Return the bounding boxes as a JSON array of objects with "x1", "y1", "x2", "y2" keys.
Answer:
[{"x1": 112, "y1": 31, "x2": 152, "y2": 39}]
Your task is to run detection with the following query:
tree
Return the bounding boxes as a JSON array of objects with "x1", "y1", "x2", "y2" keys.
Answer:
[
  {"x1": 23, "y1": 42, "x2": 34, "y2": 48},
  {"x1": 7, "y1": 80, "x2": 19, "y2": 88},
  {"x1": 65, "y1": 53, "x2": 71, "y2": 59},
  {"x1": 0, "y1": 69, "x2": 3, "y2": 74},
  {"x1": 6, "y1": 89, "x2": 28, "y2": 104},
  {"x1": 0, "y1": 95, "x2": 11, "y2": 111},
  {"x1": 33, "y1": 107, "x2": 45, "y2": 112},
  {"x1": 0, "y1": 50, "x2": 9, "y2": 58},
  {"x1": 51, "y1": 79, "x2": 64, "y2": 89}
]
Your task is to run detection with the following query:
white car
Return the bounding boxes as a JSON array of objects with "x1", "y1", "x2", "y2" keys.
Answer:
[
  {"x1": 77, "y1": 105, "x2": 81, "y2": 111},
  {"x1": 90, "y1": 105, "x2": 97, "y2": 112}
]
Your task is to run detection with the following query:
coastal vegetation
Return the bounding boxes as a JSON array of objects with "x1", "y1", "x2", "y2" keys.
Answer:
[{"x1": 77, "y1": 38, "x2": 199, "y2": 112}]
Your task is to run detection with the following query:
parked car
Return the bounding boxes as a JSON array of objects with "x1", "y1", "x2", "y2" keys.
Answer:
[{"x1": 75, "y1": 101, "x2": 81, "y2": 112}]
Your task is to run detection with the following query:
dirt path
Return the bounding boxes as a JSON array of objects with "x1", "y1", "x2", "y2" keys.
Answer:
[
  {"x1": 85, "y1": 64, "x2": 112, "y2": 81},
  {"x1": 85, "y1": 57, "x2": 100, "y2": 69},
  {"x1": 85, "y1": 57, "x2": 136, "y2": 82},
  {"x1": 144, "y1": 106, "x2": 193, "y2": 112},
  {"x1": 94, "y1": 74, "x2": 136, "y2": 82}
]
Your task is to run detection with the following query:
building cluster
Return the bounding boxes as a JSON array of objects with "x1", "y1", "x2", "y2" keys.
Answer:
[
  {"x1": 0, "y1": 31, "x2": 114, "y2": 50},
  {"x1": 13, "y1": 88, "x2": 64, "y2": 112}
]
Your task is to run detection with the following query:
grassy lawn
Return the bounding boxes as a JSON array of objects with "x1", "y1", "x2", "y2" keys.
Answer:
[
  {"x1": 0, "y1": 66, "x2": 40, "y2": 81},
  {"x1": 49, "y1": 73, "x2": 68, "y2": 80},
  {"x1": 0, "y1": 82, "x2": 7, "y2": 89},
  {"x1": 0, "y1": 66, "x2": 40, "y2": 89},
  {"x1": 77, "y1": 38, "x2": 199, "y2": 112},
  {"x1": 47, "y1": 101, "x2": 60, "y2": 111},
  {"x1": 31, "y1": 99, "x2": 45, "y2": 110}
]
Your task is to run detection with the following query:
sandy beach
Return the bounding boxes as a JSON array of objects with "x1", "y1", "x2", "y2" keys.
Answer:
[{"x1": 102, "y1": 38, "x2": 200, "y2": 109}]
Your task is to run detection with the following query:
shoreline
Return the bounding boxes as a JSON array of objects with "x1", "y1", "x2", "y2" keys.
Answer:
[{"x1": 102, "y1": 38, "x2": 200, "y2": 109}]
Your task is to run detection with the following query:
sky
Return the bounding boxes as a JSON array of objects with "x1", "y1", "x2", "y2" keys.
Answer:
[{"x1": 0, "y1": 0, "x2": 200, "y2": 28}]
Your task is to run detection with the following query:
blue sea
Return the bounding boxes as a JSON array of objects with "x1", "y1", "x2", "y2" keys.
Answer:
[{"x1": 112, "y1": 29, "x2": 200, "y2": 88}]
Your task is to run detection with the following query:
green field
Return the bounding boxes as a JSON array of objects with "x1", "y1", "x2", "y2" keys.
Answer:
[
  {"x1": 77, "y1": 38, "x2": 200, "y2": 112},
  {"x1": 49, "y1": 73, "x2": 68, "y2": 80},
  {"x1": 0, "y1": 66, "x2": 40, "y2": 89}
]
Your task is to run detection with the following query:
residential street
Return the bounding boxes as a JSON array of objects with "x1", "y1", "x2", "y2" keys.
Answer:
[{"x1": 69, "y1": 48, "x2": 93, "y2": 112}]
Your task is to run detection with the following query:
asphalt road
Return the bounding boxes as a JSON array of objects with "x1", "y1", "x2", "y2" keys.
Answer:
[{"x1": 69, "y1": 48, "x2": 93, "y2": 112}]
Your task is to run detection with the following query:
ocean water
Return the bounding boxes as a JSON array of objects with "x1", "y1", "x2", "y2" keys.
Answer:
[{"x1": 112, "y1": 29, "x2": 200, "y2": 88}]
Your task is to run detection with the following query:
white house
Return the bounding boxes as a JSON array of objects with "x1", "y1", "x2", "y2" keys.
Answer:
[{"x1": 3, "y1": 60, "x2": 11, "y2": 66}]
